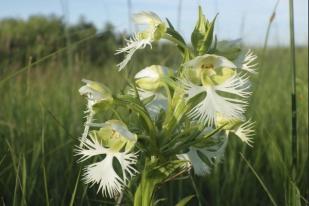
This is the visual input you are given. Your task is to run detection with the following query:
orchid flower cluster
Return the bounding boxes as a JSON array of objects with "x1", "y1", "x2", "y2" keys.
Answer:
[{"x1": 76, "y1": 6, "x2": 257, "y2": 206}]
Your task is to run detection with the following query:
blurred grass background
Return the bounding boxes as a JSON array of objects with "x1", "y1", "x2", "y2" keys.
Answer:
[{"x1": 0, "y1": 15, "x2": 308, "y2": 205}]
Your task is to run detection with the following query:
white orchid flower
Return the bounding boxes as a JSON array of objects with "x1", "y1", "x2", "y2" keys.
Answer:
[
  {"x1": 79, "y1": 79, "x2": 113, "y2": 143},
  {"x1": 183, "y1": 54, "x2": 251, "y2": 126},
  {"x1": 177, "y1": 129, "x2": 228, "y2": 176},
  {"x1": 76, "y1": 120, "x2": 138, "y2": 199},
  {"x1": 115, "y1": 12, "x2": 167, "y2": 71}
]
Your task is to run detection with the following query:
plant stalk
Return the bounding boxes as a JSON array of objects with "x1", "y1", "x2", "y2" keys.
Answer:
[{"x1": 288, "y1": 0, "x2": 297, "y2": 179}]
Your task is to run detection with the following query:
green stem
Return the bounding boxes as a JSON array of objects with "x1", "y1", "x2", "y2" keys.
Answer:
[
  {"x1": 190, "y1": 171, "x2": 203, "y2": 206},
  {"x1": 288, "y1": 0, "x2": 298, "y2": 180},
  {"x1": 134, "y1": 157, "x2": 160, "y2": 206}
]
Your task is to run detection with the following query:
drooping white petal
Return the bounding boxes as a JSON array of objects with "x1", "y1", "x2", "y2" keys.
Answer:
[
  {"x1": 235, "y1": 49, "x2": 258, "y2": 74},
  {"x1": 116, "y1": 37, "x2": 152, "y2": 71},
  {"x1": 76, "y1": 136, "x2": 138, "y2": 198},
  {"x1": 233, "y1": 119, "x2": 255, "y2": 146},
  {"x1": 186, "y1": 84, "x2": 246, "y2": 126},
  {"x1": 114, "y1": 152, "x2": 139, "y2": 183},
  {"x1": 83, "y1": 155, "x2": 123, "y2": 198}
]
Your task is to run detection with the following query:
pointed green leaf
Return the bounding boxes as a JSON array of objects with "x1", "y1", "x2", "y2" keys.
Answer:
[{"x1": 176, "y1": 195, "x2": 195, "y2": 206}]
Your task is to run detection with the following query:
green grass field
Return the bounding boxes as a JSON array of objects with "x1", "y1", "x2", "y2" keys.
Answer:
[{"x1": 0, "y1": 41, "x2": 307, "y2": 205}]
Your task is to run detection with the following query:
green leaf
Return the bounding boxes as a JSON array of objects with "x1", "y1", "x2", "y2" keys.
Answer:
[
  {"x1": 176, "y1": 195, "x2": 195, "y2": 206},
  {"x1": 165, "y1": 18, "x2": 190, "y2": 60},
  {"x1": 166, "y1": 19, "x2": 186, "y2": 45}
]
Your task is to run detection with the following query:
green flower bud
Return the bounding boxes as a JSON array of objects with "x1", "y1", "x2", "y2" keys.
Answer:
[{"x1": 135, "y1": 65, "x2": 169, "y2": 91}]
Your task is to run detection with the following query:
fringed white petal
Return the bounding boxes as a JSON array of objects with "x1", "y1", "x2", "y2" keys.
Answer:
[
  {"x1": 114, "y1": 152, "x2": 139, "y2": 183},
  {"x1": 234, "y1": 119, "x2": 255, "y2": 146},
  {"x1": 187, "y1": 86, "x2": 246, "y2": 126},
  {"x1": 76, "y1": 135, "x2": 110, "y2": 162},
  {"x1": 214, "y1": 74, "x2": 251, "y2": 98},
  {"x1": 83, "y1": 155, "x2": 123, "y2": 198},
  {"x1": 182, "y1": 80, "x2": 205, "y2": 100},
  {"x1": 235, "y1": 49, "x2": 258, "y2": 74},
  {"x1": 115, "y1": 37, "x2": 152, "y2": 71},
  {"x1": 76, "y1": 137, "x2": 138, "y2": 198}
]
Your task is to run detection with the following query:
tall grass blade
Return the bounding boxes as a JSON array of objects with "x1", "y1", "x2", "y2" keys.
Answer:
[
  {"x1": 69, "y1": 170, "x2": 81, "y2": 206},
  {"x1": 60, "y1": 0, "x2": 73, "y2": 71},
  {"x1": 21, "y1": 155, "x2": 27, "y2": 206},
  {"x1": 42, "y1": 164, "x2": 50, "y2": 206},
  {"x1": 288, "y1": 0, "x2": 298, "y2": 180},
  {"x1": 261, "y1": 0, "x2": 280, "y2": 67},
  {"x1": 189, "y1": 172, "x2": 204, "y2": 206},
  {"x1": 240, "y1": 153, "x2": 278, "y2": 206},
  {"x1": 13, "y1": 159, "x2": 20, "y2": 206},
  {"x1": 286, "y1": 180, "x2": 301, "y2": 206}
]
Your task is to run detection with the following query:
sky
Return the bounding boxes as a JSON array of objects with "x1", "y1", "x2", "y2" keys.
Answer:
[{"x1": 0, "y1": 0, "x2": 308, "y2": 46}]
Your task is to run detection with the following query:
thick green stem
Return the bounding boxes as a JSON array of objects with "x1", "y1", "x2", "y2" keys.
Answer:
[{"x1": 134, "y1": 157, "x2": 160, "y2": 206}]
